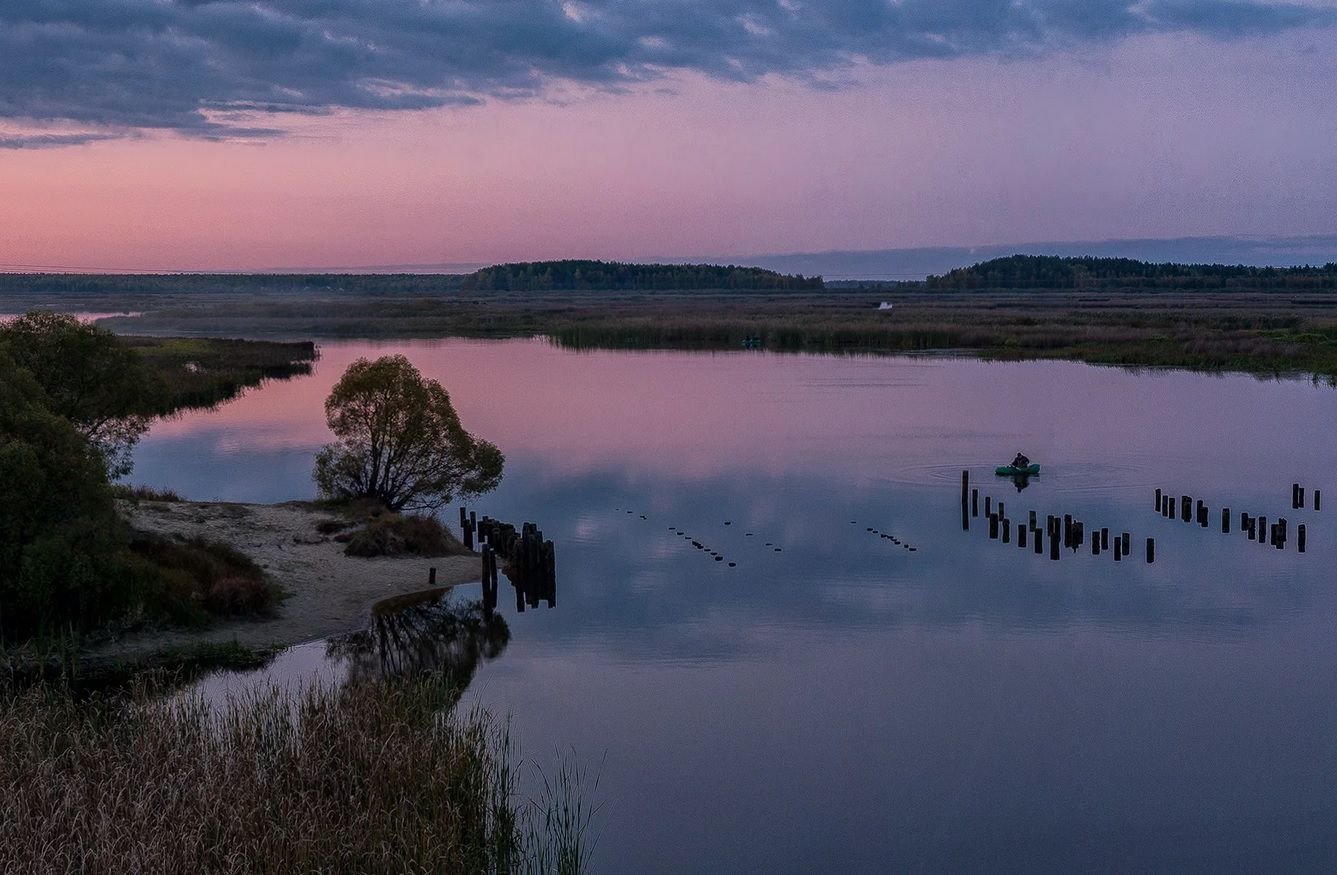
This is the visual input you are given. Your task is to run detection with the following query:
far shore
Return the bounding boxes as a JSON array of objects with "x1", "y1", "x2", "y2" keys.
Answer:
[{"x1": 82, "y1": 500, "x2": 480, "y2": 663}]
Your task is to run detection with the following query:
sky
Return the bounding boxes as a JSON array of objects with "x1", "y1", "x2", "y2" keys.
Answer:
[{"x1": 1, "y1": 0, "x2": 1336, "y2": 272}]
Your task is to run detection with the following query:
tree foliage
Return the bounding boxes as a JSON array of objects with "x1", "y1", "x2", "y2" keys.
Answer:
[
  {"x1": 314, "y1": 356, "x2": 503, "y2": 512},
  {"x1": 924, "y1": 255, "x2": 1337, "y2": 292},
  {"x1": 0, "y1": 352, "x2": 128, "y2": 636},
  {"x1": 0, "y1": 311, "x2": 162, "y2": 476},
  {"x1": 461, "y1": 260, "x2": 823, "y2": 292}
]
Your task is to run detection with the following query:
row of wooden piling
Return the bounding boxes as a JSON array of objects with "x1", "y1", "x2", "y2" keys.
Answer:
[
  {"x1": 1292, "y1": 483, "x2": 1322, "y2": 511},
  {"x1": 458, "y1": 507, "x2": 558, "y2": 612},
  {"x1": 1154, "y1": 489, "x2": 1308, "y2": 553},
  {"x1": 962, "y1": 471, "x2": 1155, "y2": 563}
]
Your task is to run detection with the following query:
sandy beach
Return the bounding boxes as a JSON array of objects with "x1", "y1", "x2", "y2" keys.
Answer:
[{"x1": 88, "y1": 500, "x2": 481, "y2": 660}]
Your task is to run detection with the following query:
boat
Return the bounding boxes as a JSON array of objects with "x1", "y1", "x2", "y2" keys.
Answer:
[{"x1": 995, "y1": 463, "x2": 1041, "y2": 476}]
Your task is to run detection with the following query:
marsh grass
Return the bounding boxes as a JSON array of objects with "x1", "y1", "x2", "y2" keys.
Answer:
[
  {"x1": 0, "y1": 676, "x2": 597, "y2": 873},
  {"x1": 80, "y1": 284, "x2": 1337, "y2": 377}
]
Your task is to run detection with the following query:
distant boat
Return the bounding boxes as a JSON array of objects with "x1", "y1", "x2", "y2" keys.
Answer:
[
  {"x1": 995, "y1": 463, "x2": 1041, "y2": 476},
  {"x1": 877, "y1": 302, "x2": 894, "y2": 311}
]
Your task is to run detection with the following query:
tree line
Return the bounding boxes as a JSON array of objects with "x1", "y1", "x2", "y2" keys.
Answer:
[
  {"x1": 460, "y1": 260, "x2": 824, "y2": 292},
  {"x1": 923, "y1": 255, "x2": 1337, "y2": 291}
]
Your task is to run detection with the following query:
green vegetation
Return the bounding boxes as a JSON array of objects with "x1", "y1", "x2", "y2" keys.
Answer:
[
  {"x1": 2, "y1": 312, "x2": 158, "y2": 476},
  {"x1": 12, "y1": 258, "x2": 1337, "y2": 377},
  {"x1": 462, "y1": 260, "x2": 822, "y2": 291},
  {"x1": 0, "y1": 676, "x2": 595, "y2": 873},
  {"x1": 0, "y1": 315, "x2": 299, "y2": 643},
  {"x1": 924, "y1": 254, "x2": 1337, "y2": 291},
  {"x1": 124, "y1": 336, "x2": 317, "y2": 413},
  {"x1": 315, "y1": 355, "x2": 504, "y2": 512},
  {"x1": 124, "y1": 533, "x2": 282, "y2": 624}
]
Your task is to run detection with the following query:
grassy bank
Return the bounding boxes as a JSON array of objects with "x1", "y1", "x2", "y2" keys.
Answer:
[
  {"x1": 86, "y1": 287, "x2": 1337, "y2": 378},
  {"x1": 0, "y1": 676, "x2": 594, "y2": 873},
  {"x1": 125, "y1": 336, "x2": 317, "y2": 414}
]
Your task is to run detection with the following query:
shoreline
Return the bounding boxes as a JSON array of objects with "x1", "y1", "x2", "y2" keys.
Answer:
[{"x1": 81, "y1": 500, "x2": 480, "y2": 664}]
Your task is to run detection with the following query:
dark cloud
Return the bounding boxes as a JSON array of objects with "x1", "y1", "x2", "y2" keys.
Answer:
[{"x1": 1, "y1": 0, "x2": 1332, "y2": 144}]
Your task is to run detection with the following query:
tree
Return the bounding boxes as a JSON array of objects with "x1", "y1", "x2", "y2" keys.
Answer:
[
  {"x1": 0, "y1": 352, "x2": 126, "y2": 636},
  {"x1": 313, "y1": 356, "x2": 503, "y2": 512},
  {"x1": 0, "y1": 311, "x2": 162, "y2": 477}
]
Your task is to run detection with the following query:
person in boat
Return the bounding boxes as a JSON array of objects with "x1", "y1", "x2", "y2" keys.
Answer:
[{"x1": 1011, "y1": 452, "x2": 1030, "y2": 470}]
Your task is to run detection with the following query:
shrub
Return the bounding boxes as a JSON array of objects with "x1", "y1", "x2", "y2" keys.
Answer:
[
  {"x1": 343, "y1": 514, "x2": 469, "y2": 558},
  {"x1": 128, "y1": 534, "x2": 281, "y2": 622}
]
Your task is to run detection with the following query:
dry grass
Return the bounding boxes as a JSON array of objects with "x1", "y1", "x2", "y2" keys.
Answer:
[
  {"x1": 340, "y1": 513, "x2": 471, "y2": 558},
  {"x1": 0, "y1": 677, "x2": 594, "y2": 874}
]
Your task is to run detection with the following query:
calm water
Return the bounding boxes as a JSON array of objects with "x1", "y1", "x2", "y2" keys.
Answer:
[{"x1": 135, "y1": 339, "x2": 1337, "y2": 872}]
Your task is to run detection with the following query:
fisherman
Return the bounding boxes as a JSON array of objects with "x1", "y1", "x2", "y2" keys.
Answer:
[{"x1": 1012, "y1": 451, "x2": 1030, "y2": 469}]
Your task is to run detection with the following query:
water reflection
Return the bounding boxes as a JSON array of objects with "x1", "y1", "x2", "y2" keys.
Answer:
[
  {"x1": 137, "y1": 340, "x2": 1337, "y2": 872},
  {"x1": 328, "y1": 590, "x2": 510, "y2": 689}
]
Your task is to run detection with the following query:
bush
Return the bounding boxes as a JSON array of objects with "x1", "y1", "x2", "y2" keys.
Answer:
[
  {"x1": 128, "y1": 534, "x2": 281, "y2": 622},
  {"x1": 343, "y1": 514, "x2": 469, "y2": 558}
]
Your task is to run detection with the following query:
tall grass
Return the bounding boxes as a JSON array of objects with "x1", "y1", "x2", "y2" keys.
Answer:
[{"x1": 0, "y1": 677, "x2": 597, "y2": 873}]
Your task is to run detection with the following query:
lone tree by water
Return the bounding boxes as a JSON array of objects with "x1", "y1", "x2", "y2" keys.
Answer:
[{"x1": 314, "y1": 355, "x2": 503, "y2": 512}]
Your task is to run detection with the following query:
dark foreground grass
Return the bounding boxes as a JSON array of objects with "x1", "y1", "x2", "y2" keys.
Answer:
[{"x1": 0, "y1": 676, "x2": 596, "y2": 874}]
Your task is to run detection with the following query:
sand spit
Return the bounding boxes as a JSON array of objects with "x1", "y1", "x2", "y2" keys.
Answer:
[{"x1": 88, "y1": 500, "x2": 480, "y2": 660}]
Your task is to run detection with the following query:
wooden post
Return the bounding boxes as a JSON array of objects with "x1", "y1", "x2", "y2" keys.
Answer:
[
  {"x1": 1034, "y1": 529, "x2": 1043, "y2": 555},
  {"x1": 1155, "y1": 488, "x2": 1162, "y2": 512},
  {"x1": 989, "y1": 514, "x2": 999, "y2": 539},
  {"x1": 1221, "y1": 507, "x2": 1229, "y2": 533},
  {"x1": 1122, "y1": 533, "x2": 1130, "y2": 554},
  {"x1": 1315, "y1": 490, "x2": 1322, "y2": 512},
  {"x1": 1101, "y1": 528, "x2": 1110, "y2": 551},
  {"x1": 1114, "y1": 538, "x2": 1122, "y2": 561},
  {"x1": 1146, "y1": 538, "x2": 1155, "y2": 563},
  {"x1": 1029, "y1": 510, "x2": 1037, "y2": 529},
  {"x1": 997, "y1": 501, "x2": 1005, "y2": 519},
  {"x1": 1299, "y1": 486, "x2": 1306, "y2": 509},
  {"x1": 1197, "y1": 501, "x2": 1207, "y2": 527},
  {"x1": 429, "y1": 566, "x2": 437, "y2": 587},
  {"x1": 972, "y1": 489, "x2": 979, "y2": 517},
  {"x1": 1299, "y1": 524, "x2": 1307, "y2": 553},
  {"x1": 1064, "y1": 515, "x2": 1073, "y2": 548},
  {"x1": 1092, "y1": 536, "x2": 1099, "y2": 556},
  {"x1": 985, "y1": 496, "x2": 992, "y2": 516},
  {"x1": 962, "y1": 470, "x2": 969, "y2": 505},
  {"x1": 1293, "y1": 483, "x2": 1301, "y2": 509},
  {"x1": 1002, "y1": 518, "x2": 1011, "y2": 544},
  {"x1": 1181, "y1": 496, "x2": 1191, "y2": 523},
  {"x1": 1050, "y1": 532, "x2": 1059, "y2": 561},
  {"x1": 1018, "y1": 525, "x2": 1027, "y2": 548}
]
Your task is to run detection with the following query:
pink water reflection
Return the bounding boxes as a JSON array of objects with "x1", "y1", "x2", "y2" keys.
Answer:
[{"x1": 145, "y1": 338, "x2": 1337, "y2": 490}]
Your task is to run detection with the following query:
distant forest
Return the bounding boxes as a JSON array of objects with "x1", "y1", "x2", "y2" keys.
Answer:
[
  {"x1": 460, "y1": 260, "x2": 823, "y2": 291},
  {"x1": 924, "y1": 255, "x2": 1337, "y2": 291},
  {"x1": 0, "y1": 261, "x2": 823, "y2": 296}
]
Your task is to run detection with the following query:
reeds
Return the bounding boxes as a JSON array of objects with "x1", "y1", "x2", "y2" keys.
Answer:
[{"x1": 0, "y1": 676, "x2": 596, "y2": 873}]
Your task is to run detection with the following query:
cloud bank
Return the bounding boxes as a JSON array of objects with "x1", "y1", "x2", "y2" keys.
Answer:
[{"x1": 2, "y1": 0, "x2": 1333, "y2": 145}]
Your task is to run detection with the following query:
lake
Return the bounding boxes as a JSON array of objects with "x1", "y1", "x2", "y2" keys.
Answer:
[{"x1": 134, "y1": 338, "x2": 1337, "y2": 872}]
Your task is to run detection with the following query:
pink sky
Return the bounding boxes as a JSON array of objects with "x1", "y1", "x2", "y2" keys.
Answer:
[{"x1": 2, "y1": 31, "x2": 1335, "y2": 271}]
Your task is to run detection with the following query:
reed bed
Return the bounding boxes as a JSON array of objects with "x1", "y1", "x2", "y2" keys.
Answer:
[{"x1": 0, "y1": 677, "x2": 594, "y2": 874}]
